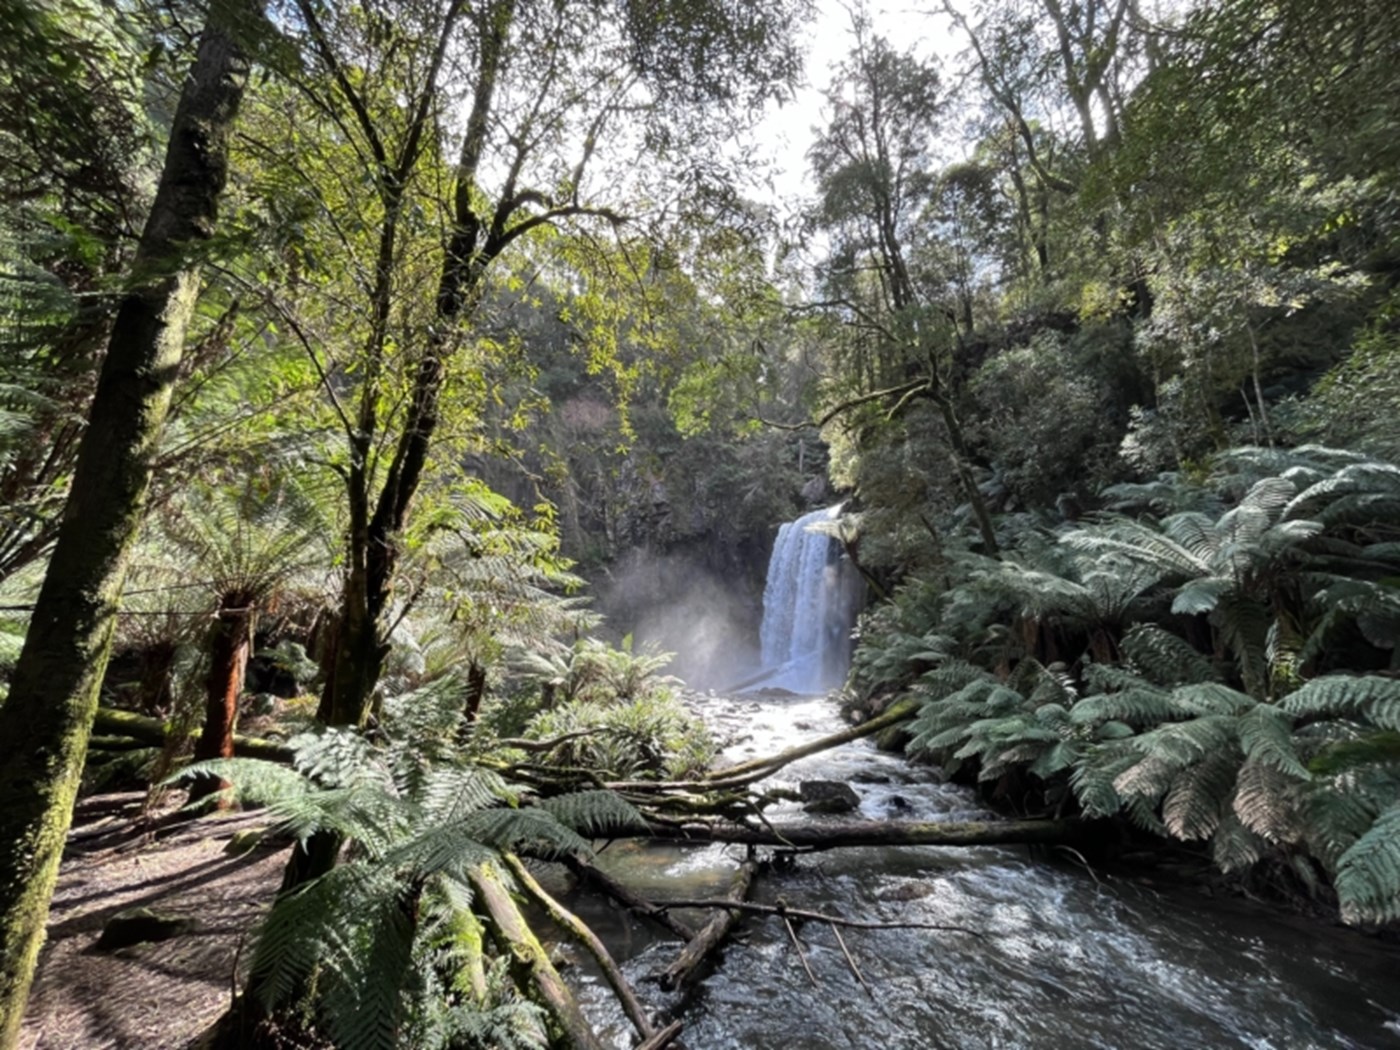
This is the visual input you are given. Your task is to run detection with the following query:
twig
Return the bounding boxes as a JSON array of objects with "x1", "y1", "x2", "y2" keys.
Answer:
[
  {"x1": 831, "y1": 924, "x2": 873, "y2": 998},
  {"x1": 783, "y1": 915, "x2": 817, "y2": 987},
  {"x1": 651, "y1": 899, "x2": 984, "y2": 939}
]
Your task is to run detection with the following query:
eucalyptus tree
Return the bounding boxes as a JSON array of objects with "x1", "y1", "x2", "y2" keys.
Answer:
[
  {"x1": 0, "y1": 0, "x2": 265, "y2": 1040},
  {"x1": 806, "y1": 21, "x2": 999, "y2": 552},
  {"x1": 235, "y1": 0, "x2": 806, "y2": 734}
]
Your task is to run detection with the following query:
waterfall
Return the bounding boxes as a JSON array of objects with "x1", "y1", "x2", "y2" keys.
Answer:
[{"x1": 757, "y1": 504, "x2": 864, "y2": 693}]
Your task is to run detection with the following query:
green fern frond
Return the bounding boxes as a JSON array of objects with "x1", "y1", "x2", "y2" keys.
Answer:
[
  {"x1": 1163, "y1": 748, "x2": 1238, "y2": 841},
  {"x1": 320, "y1": 889, "x2": 417, "y2": 1050},
  {"x1": 1114, "y1": 754, "x2": 1179, "y2": 803},
  {"x1": 1128, "y1": 714, "x2": 1237, "y2": 767},
  {"x1": 1236, "y1": 704, "x2": 1308, "y2": 779},
  {"x1": 1284, "y1": 675, "x2": 1400, "y2": 721},
  {"x1": 169, "y1": 758, "x2": 310, "y2": 807},
  {"x1": 538, "y1": 790, "x2": 643, "y2": 836},
  {"x1": 1334, "y1": 802, "x2": 1400, "y2": 924},
  {"x1": 1309, "y1": 732, "x2": 1400, "y2": 775},
  {"x1": 457, "y1": 808, "x2": 592, "y2": 860},
  {"x1": 1120, "y1": 625, "x2": 1217, "y2": 686},
  {"x1": 1232, "y1": 758, "x2": 1302, "y2": 843},
  {"x1": 419, "y1": 765, "x2": 511, "y2": 825},
  {"x1": 1212, "y1": 812, "x2": 1266, "y2": 873},
  {"x1": 1070, "y1": 749, "x2": 1136, "y2": 816}
]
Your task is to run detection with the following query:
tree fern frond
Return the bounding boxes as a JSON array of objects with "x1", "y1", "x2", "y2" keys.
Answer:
[
  {"x1": 320, "y1": 889, "x2": 417, "y2": 1050},
  {"x1": 457, "y1": 808, "x2": 592, "y2": 859},
  {"x1": 419, "y1": 765, "x2": 511, "y2": 825},
  {"x1": 1236, "y1": 704, "x2": 1308, "y2": 779},
  {"x1": 1212, "y1": 811, "x2": 1266, "y2": 873},
  {"x1": 169, "y1": 758, "x2": 310, "y2": 807},
  {"x1": 1232, "y1": 758, "x2": 1302, "y2": 843},
  {"x1": 1071, "y1": 749, "x2": 1136, "y2": 816},
  {"x1": 1284, "y1": 676, "x2": 1400, "y2": 721},
  {"x1": 1334, "y1": 802, "x2": 1400, "y2": 924},
  {"x1": 1163, "y1": 748, "x2": 1239, "y2": 841},
  {"x1": 1128, "y1": 714, "x2": 1237, "y2": 767},
  {"x1": 1299, "y1": 780, "x2": 1383, "y2": 867},
  {"x1": 1120, "y1": 625, "x2": 1217, "y2": 686},
  {"x1": 1114, "y1": 754, "x2": 1179, "y2": 803},
  {"x1": 538, "y1": 790, "x2": 643, "y2": 836}
]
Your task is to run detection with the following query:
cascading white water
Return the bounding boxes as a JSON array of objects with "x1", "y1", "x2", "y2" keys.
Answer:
[{"x1": 757, "y1": 504, "x2": 864, "y2": 693}]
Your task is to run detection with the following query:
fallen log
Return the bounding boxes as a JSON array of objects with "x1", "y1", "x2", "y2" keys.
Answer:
[
  {"x1": 603, "y1": 698, "x2": 920, "y2": 795},
  {"x1": 626, "y1": 817, "x2": 1086, "y2": 850},
  {"x1": 470, "y1": 860, "x2": 605, "y2": 1050},
  {"x1": 93, "y1": 707, "x2": 293, "y2": 762},
  {"x1": 504, "y1": 854, "x2": 658, "y2": 1044},
  {"x1": 658, "y1": 858, "x2": 757, "y2": 992},
  {"x1": 561, "y1": 854, "x2": 698, "y2": 942}
]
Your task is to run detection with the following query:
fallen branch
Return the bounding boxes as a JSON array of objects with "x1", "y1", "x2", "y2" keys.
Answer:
[
  {"x1": 649, "y1": 899, "x2": 983, "y2": 938},
  {"x1": 636, "y1": 1021, "x2": 684, "y2": 1050},
  {"x1": 470, "y1": 860, "x2": 605, "y2": 1050},
  {"x1": 657, "y1": 858, "x2": 757, "y2": 992},
  {"x1": 629, "y1": 817, "x2": 1086, "y2": 850},
  {"x1": 604, "y1": 698, "x2": 920, "y2": 795},
  {"x1": 93, "y1": 707, "x2": 293, "y2": 762},
  {"x1": 503, "y1": 853, "x2": 658, "y2": 1045}
]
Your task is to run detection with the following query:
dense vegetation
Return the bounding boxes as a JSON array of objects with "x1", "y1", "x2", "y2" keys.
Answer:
[{"x1": 1, "y1": 0, "x2": 1399, "y2": 1045}]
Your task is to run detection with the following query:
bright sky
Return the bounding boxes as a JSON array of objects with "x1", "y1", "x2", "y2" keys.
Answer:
[{"x1": 749, "y1": 0, "x2": 961, "y2": 210}]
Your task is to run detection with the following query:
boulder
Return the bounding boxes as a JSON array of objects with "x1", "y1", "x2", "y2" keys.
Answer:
[{"x1": 799, "y1": 780, "x2": 860, "y2": 815}]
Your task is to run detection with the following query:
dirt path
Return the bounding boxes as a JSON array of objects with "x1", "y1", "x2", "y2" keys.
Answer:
[{"x1": 19, "y1": 793, "x2": 288, "y2": 1050}]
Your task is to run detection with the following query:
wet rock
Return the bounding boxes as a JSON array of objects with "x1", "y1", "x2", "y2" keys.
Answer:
[
  {"x1": 799, "y1": 780, "x2": 860, "y2": 815},
  {"x1": 877, "y1": 882, "x2": 936, "y2": 902},
  {"x1": 95, "y1": 907, "x2": 196, "y2": 951},
  {"x1": 852, "y1": 771, "x2": 892, "y2": 785}
]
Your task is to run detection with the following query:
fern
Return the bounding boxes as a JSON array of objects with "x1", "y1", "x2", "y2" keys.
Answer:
[
  {"x1": 1333, "y1": 802, "x2": 1400, "y2": 923},
  {"x1": 1231, "y1": 758, "x2": 1302, "y2": 843}
]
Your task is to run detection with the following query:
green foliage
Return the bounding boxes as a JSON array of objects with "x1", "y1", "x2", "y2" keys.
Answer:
[
  {"x1": 172, "y1": 694, "x2": 641, "y2": 1048},
  {"x1": 856, "y1": 446, "x2": 1400, "y2": 923}
]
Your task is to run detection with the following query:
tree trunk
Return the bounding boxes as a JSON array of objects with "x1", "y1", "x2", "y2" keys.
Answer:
[
  {"x1": 187, "y1": 596, "x2": 255, "y2": 807},
  {"x1": 0, "y1": 5, "x2": 258, "y2": 1042},
  {"x1": 632, "y1": 817, "x2": 1087, "y2": 850}
]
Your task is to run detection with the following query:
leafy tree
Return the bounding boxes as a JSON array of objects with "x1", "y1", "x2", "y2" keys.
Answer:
[{"x1": 0, "y1": 1, "x2": 264, "y2": 1039}]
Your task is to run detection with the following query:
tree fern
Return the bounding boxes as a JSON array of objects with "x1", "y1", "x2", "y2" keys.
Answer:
[{"x1": 1333, "y1": 801, "x2": 1400, "y2": 923}]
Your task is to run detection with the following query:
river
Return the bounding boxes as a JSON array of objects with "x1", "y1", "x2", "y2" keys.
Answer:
[{"x1": 550, "y1": 689, "x2": 1400, "y2": 1050}]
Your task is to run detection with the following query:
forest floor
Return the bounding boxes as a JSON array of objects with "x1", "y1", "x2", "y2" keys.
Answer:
[{"x1": 19, "y1": 792, "x2": 289, "y2": 1050}]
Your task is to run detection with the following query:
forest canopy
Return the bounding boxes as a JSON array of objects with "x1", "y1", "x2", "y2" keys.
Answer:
[{"x1": 2, "y1": 0, "x2": 1399, "y2": 1046}]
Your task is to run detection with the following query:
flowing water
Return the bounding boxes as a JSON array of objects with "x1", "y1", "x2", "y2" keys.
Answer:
[
  {"x1": 756, "y1": 505, "x2": 864, "y2": 694},
  {"x1": 555, "y1": 510, "x2": 1400, "y2": 1048},
  {"x1": 563, "y1": 692, "x2": 1400, "y2": 1049}
]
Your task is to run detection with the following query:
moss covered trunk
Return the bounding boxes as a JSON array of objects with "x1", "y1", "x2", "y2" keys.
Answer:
[{"x1": 0, "y1": 6, "x2": 257, "y2": 1043}]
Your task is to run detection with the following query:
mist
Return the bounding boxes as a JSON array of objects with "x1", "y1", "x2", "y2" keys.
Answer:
[{"x1": 593, "y1": 547, "x2": 767, "y2": 691}]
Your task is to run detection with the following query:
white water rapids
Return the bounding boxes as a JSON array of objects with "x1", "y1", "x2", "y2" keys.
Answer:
[{"x1": 551, "y1": 508, "x2": 1400, "y2": 1048}]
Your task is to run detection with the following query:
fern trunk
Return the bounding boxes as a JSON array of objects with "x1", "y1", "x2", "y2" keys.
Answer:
[
  {"x1": 0, "y1": 5, "x2": 257, "y2": 1042},
  {"x1": 187, "y1": 596, "x2": 255, "y2": 807}
]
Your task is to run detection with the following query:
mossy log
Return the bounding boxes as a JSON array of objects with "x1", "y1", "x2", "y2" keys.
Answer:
[
  {"x1": 470, "y1": 860, "x2": 605, "y2": 1050},
  {"x1": 631, "y1": 817, "x2": 1086, "y2": 850},
  {"x1": 503, "y1": 854, "x2": 657, "y2": 1044},
  {"x1": 91, "y1": 707, "x2": 293, "y2": 762}
]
